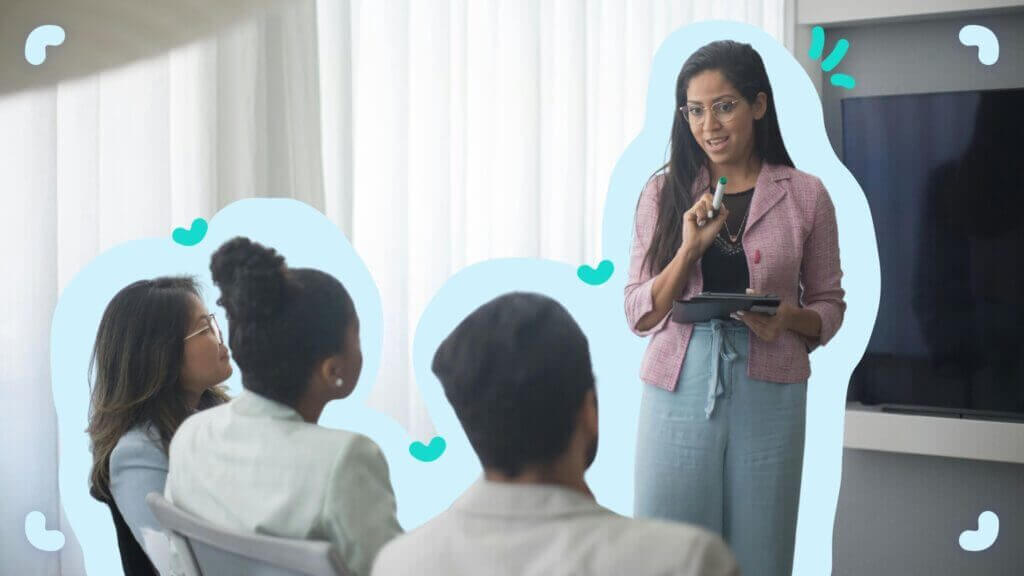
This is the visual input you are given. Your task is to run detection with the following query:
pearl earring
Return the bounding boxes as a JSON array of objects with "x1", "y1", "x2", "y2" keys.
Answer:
[{"x1": 335, "y1": 377, "x2": 345, "y2": 388}]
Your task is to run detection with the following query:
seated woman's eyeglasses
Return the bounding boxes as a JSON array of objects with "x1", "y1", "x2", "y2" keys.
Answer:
[
  {"x1": 680, "y1": 99, "x2": 742, "y2": 125},
  {"x1": 184, "y1": 314, "x2": 223, "y2": 345}
]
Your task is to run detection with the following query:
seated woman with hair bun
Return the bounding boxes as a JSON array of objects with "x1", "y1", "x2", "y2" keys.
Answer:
[{"x1": 165, "y1": 236, "x2": 402, "y2": 576}]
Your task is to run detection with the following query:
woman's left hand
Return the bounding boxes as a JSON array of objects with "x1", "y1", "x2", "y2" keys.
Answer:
[{"x1": 731, "y1": 289, "x2": 792, "y2": 343}]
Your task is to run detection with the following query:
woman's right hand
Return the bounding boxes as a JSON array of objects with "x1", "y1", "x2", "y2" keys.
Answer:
[{"x1": 680, "y1": 192, "x2": 729, "y2": 262}]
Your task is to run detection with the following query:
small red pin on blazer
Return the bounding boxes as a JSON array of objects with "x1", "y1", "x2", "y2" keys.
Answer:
[{"x1": 754, "y1": 249, "x2": 761, "y2": 264}]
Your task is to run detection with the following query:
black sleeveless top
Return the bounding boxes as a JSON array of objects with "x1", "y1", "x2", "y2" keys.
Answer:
[
  {"x1": 108, "y1": 501, "x2": 159, "y2": 575},
  {"x1": 701, "y1": 187, "x2": 754, "y2": 293}
]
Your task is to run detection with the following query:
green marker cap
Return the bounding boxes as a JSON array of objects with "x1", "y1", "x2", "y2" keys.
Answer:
[{"x1": 719, "y1": 176, "x2": 727, "y2": 184}]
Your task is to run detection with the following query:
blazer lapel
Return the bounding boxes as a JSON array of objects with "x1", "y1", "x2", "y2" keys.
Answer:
[{"x1": 746, "y1": 163, "x2": 790, "y2": 233}]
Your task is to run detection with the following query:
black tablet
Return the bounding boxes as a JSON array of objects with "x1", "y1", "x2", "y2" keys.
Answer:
[{"x1": 671, "y1": 292, "x2": 781, "y2": 324}]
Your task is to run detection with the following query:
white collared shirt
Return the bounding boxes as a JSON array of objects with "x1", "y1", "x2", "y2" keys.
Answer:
[
  {"x1": 165, "y1": 390, "x2": 402, "y2": 576},
  {"x1": 372, "y1": 478, "x2": 739, "y2": 576}
]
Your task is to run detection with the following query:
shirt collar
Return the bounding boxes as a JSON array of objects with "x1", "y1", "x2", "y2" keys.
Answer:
[
  {"x1": 451, "y1": 477, "x2": 607, "y2": 519},
  {"x1": 230, "y1": 389, "x2": 304, "y2": 422}
]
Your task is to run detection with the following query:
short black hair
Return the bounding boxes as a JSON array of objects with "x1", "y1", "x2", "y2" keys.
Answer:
[
  {"x1": 432, "y1": 292, "x2": 595, "y2": 477},
  {"x1": 210, "y1": 237, "x2": 355, "y2": 406}
]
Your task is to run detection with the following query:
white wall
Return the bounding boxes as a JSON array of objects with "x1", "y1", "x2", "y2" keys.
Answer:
[
  {"x1": 793, "y1": 0, "x2": 1024, "y2": 96},
  {"x1": 797, "y1": 0, "x2": 1024, "y2": 26}
]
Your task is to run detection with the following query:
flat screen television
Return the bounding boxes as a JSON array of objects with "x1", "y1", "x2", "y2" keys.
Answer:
[{"x1": 842, "y1": 88, "x2": 1024, "y2": 421}]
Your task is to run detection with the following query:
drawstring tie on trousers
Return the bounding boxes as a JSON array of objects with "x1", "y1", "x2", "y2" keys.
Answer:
[{"x1": 705, "y1": 319, "x2": 738, "y2": 419}]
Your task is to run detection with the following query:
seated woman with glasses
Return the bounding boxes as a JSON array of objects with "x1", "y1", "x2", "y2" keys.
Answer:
[
  {"x1": 164, "y1": 237, "x2": 402, "y2": 576},
  {"x1": 88, "y1": 277, "x2": 232, "y2": 575}
]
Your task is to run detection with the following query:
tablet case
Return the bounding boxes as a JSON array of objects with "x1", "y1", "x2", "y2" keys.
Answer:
[{"x1": 671, "y1": 292, "x2": 781, "y2": 324}]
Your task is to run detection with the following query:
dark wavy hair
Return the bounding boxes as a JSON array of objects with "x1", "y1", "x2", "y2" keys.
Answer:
[
  {"x1": 432, "y1": 292, "x2": 595, "y2": 477},
  {"x1": 209, "y1": 236, "x2": 356, "y2": 406},
  {"x1": 643, "y1": 40, "x2": 794, "y2": 275},
  {"x1": 88, "y1": 277, "x2": 229, "y2": 503}
]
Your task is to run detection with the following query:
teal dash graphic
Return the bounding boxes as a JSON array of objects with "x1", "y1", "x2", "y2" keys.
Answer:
[{"x1": 809, "y1": 26, "x2": 856, "y2": 90}]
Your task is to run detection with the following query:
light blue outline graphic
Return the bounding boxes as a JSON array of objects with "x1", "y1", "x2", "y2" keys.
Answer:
[
  {"x1": 25, "y1": 24, "x2": 66, "y2": 66},
  {"x1": 958, "y1": 25, "x2": 1000, "y2": 66},
  {"x1": 50, "y1": 21, "x2": 879, "y2": 576},
  {"x1": 25, "y1": 511, "x2": 66, "y2": 552},
  {"x1": 959, "y1": 510, "x2": 999, "y2": 552}
]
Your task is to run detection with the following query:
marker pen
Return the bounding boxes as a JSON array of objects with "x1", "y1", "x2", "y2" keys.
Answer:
[{"x1": 708, "y1": 176, "x2": 727, "y2": 219}]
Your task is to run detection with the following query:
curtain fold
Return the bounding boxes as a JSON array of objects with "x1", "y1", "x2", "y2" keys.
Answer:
[
  {"x1": 1, "y1": 3, "x2": 326, "y2": 574},
  {"x1": 341, "y1": 0, "x2": 787, "y2": 441},
  {"x1": 0, "y1": 2, "x2": 787, "y2": 573}
]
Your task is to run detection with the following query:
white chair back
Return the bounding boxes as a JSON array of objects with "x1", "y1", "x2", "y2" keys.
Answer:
[{"x1": 146, "y1": 492, "x2": 347, "y2": 576}]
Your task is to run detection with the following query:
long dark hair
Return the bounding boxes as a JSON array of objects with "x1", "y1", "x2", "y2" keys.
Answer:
[
  {"x1": 643, "y1": 40, "x2": 794, "y2": 275},
  {"x1": 210, "y1": 237, "x2": 356, "y2": 407},
  {"x1": 88, "y1": 277, "x2": 229, "y2": 503}
]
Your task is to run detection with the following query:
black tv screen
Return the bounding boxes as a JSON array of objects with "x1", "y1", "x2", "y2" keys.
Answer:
[{"x1": 842, "y1": 88, "x2": 1024, "y2": 419}]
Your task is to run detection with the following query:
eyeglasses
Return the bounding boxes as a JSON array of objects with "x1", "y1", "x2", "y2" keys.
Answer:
[
  {"x1": 184, "y1": 313, "x2": 223, "y2": 345},
  {"x1": 679, "y1": 99, "x2": 743, "y2": 126}
]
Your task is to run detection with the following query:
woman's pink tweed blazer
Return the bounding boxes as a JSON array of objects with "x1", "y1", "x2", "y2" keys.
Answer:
[{"x1": 624, "y1": 163, "x2": 846, "y2": 390}]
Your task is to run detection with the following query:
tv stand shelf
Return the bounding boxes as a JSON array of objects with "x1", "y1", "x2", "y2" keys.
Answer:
[{"x1": 844, "y1": 402, "x2": 1024, "y2": 464}]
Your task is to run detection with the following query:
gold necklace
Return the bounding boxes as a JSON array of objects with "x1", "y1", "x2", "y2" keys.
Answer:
[
  {"x1": 722, "y1": 208, "x2": 748, "y2": 243},
  {"x1": 713, "y1": 186, "x2": 751, "y2": 243}
]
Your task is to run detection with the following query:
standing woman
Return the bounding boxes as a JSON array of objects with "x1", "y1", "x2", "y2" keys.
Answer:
[
  {"x1": 625, "y1": 40, "x2": 845, "y2": 575},
  {"x1": 88, "y1": 277, "x2": 232, "y2": 575}
]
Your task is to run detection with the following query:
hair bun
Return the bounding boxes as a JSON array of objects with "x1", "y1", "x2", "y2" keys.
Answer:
[{"x1": 210, "y1": 237, "x2": 286, "y2": 323}]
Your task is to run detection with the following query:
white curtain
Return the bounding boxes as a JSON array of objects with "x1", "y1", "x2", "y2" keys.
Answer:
[
  {"x1": 0, "y1": 1, "x2": 787, "y2": 573},
  {"x1": 327, "y1": 0, "x2": 788, "y2": 440}
]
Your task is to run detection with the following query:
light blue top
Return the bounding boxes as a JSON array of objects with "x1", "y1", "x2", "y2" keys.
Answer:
[{"x1": 109, "y1": 423, "x2": 168, "y2": 552}]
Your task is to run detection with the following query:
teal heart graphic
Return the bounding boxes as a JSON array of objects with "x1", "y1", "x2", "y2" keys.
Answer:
[
  {"x1": 409, "y1": 436, "x2": 446, "y2": 462},
  {"x1": 172, "y1": 218, "x2": 209, "y2": 246},
  {"x1": 577, "y1": 260, "x2": 614, "y2": 286}
]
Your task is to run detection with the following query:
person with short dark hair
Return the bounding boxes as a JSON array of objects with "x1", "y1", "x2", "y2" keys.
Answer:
[
  {"x1": 372, "y1": 292, "x2": 738, "y2": 576},
  {"x1": 165, "y1": 237, "x2": 401, "y2": 576}
]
